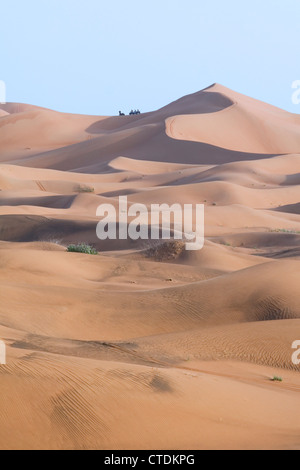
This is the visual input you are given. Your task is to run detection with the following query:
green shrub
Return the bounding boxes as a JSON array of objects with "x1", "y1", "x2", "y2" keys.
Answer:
[
  {"x1": 271, "y1": 376, "x2": 283, "y2": 382},
  {"x1": 67, "y1": 243, "x2": 98, "y2": 255},
  {"x1": 270, "y1": 229, "x2": 300, "y2": 234}
]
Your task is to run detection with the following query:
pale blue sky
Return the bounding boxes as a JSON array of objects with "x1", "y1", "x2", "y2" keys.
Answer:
[{"x1": 1, "y1": 0, "x2": 299, "y2": 115}]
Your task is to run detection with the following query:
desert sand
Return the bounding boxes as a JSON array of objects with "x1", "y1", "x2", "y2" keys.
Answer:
[{"x1": 0, "y1": 83, "x2": 299, "y2": 450}]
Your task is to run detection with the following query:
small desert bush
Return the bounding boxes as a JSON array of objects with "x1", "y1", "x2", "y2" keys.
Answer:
[
  {"x1": 271, "y1": 376, "x2": 283, "y2": 382},
  {"x1": 77, "y1": 185, "x2": 95, "y2": 193},
  {"x1": 270, "y1": 229, "x2": 300, "y2": 234},
  {"x1": 67, "y1": 243, "x2": 98, "y2": 255},
  {"x1": 146, "y1": 241, "x2": 185, "y2": 262}
]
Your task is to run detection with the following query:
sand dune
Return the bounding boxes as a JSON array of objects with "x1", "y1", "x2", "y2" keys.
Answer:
[
  {"x1": 0, "y1": 84, "x2": 299, "y2": 450},
  {"x1": 0, "y1": 104, "x2": 105, "y2": 160},
  {"x1": 166, "y1": 84, "x2": 300, "y2": 154}
]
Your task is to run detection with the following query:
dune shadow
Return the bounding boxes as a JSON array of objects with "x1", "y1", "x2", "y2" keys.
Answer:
[
  {"x1": 272, "y1": 202, "x2": 300, "y2": 215},
  {"x1": 0, "y1": 195, "x2": 75, "y2": 209}
]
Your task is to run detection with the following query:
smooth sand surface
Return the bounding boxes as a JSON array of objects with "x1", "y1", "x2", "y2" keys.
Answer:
[{"x1": 0, "y1": 84, "x2": 299, "y2": 450}]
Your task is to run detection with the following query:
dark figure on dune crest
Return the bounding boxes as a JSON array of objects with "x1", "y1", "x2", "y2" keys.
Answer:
[
  {"x1": 129, "y1": 109, "x2": 141, "y2": 115},
  {"x1": 118, "y1": 110, "x2": 141, "y2": 116}
]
